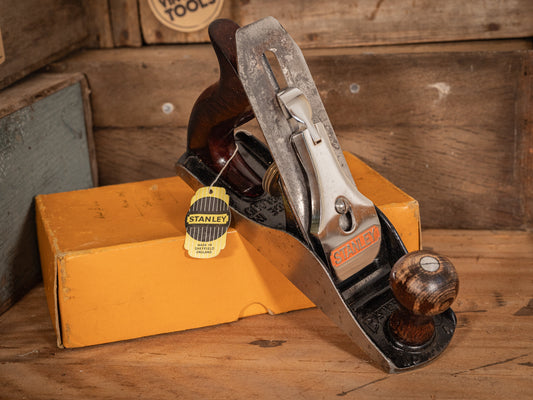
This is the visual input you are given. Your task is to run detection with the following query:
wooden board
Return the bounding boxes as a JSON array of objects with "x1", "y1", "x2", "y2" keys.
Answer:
[
  {"x1": 47, "y1": 41, "x2": 533, "y2": 230},
  {"x1": 0, "y1": 73, "x2": 96, "y2": 315},
  {"x1": 110, "y1": 0, "x2": 143, "y2": 47},
  {"x1": 0, "y1": 230, "x2": 531, "y2": 399},
  {"x1": 0, "y1": 0, "x2": 88, "y2": 90},
  {"x1": 83, "y1": 2, "x2": 114, "y2": 49},
  {"x1": 140, "y1": 0, "x2": 533, "y2": 47},
  {"x1": 331, "y1": 50, "x2": 532, "y2": 230},
  {"x1": 520, "y1": 52, "x2": 533, "y2": 232},
  {"x1": 94, "y1": 127, "x2": 187, "y2": 184}
]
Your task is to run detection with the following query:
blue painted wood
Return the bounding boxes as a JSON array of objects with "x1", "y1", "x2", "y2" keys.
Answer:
[{"x1": 0, "y1": 77, "x2": 94, "y2": 314}]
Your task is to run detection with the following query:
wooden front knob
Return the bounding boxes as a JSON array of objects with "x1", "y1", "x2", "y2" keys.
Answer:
[{"x1": 388, "y1": 251, "x2": 459, "y2": 346}]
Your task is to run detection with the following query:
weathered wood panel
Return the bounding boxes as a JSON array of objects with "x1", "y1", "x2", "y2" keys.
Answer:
[
  {"x1": 0, "y1": 0, "x2": 89, "y2": 89},
  {"x1": 0, "y1": 231, "x2": 532, "y2": 399},
  {"x1": 110, "y1": 0, "x2": 143, "y2": 47},
  {"x1": 49, "y1": 45, "x2": 216, "y2": 128},
  {"x1": 0, "y1": 73, "x2": 96, "y2": 315},
  {"x1": 94, "y1": 127, "x2": 186, "y2": 184},
  {"x1": 139, "y1": 0, "x2": 533, "y2": 48},
  {"x1": 48, "y1": 41, "x2": 532, "y2": 128},
  {"x1": 328, "y1": 51, "x2": 531, "y2": 230},
  {"x1": 49, "y1": 42, "x2": 532, "y2": 229},
  {"x1": 519, "y1": 52, "x2": 533, "y2": 230},
  {"x1": 83, "y1": 1, "x2": 114, "y2": 49}
]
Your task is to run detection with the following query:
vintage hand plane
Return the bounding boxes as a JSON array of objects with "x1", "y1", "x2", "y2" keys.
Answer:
[{"x1": 177, "y1": 17, "x2": 459, "y2": 372}]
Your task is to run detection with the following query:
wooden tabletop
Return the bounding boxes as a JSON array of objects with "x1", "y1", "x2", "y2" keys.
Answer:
[{"x1": 1, "y1": 230, "x2": 532, "y2": 399}]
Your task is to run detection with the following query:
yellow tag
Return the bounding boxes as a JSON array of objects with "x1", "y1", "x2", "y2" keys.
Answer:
[
  {"x1": 147, "y1": 0, "x2": 224, "y2": 33},
  {"x1": 0, "y1": 26, "x2": 5, "y2": 65},
  {"x1": 184, "y1": 187, "x2": 231, "y2": 258}
]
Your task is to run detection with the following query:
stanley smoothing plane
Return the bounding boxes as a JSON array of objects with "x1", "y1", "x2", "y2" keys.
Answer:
[{"x1": 177, "y1": 17, "x2": 459, "y2": 372}]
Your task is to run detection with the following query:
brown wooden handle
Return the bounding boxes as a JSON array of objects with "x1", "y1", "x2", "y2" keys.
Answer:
[
  {"x1": 388, "y1": 251, "x2": 459, "y2": 346},
  {"x1": 187, "y1": 19, "x2": 263, "y2": 197},
  {"x1": 390, "y1": 251, "x2": 459, "y2": 316}
]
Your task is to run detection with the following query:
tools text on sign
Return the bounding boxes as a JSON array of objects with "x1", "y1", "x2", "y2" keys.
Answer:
[{"x1": 159, "y1": 0, "x2": 217, "y2": 21}]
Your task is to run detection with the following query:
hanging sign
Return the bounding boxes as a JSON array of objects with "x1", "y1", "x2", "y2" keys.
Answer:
[{"x1": 147, "y1": 0, "x2": 224, "y2": 33}]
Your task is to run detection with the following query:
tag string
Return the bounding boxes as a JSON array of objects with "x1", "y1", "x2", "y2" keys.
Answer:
[{"x1": 208, "y1": 143, "x2": 239, "y2": 193}]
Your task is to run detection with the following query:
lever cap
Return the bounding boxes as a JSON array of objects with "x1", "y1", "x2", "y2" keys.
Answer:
[{"x1": 390, "y1": 251, "x2": 459, "y2": 316}]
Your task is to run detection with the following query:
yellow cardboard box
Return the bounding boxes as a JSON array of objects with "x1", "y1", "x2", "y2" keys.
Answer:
[{"x1": 36, "y1": 153, "x2": 420, "y2": 348}]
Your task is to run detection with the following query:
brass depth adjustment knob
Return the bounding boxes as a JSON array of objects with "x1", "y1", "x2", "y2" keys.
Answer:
[{"x1": 388, "y1": 251, "x2": 459, "y2": 347}]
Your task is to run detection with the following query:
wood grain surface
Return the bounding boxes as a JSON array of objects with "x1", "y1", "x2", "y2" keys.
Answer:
[
  {"x1": 0, "y1": 0, "x2": 88, "y2": 89},
  {"x1": 139, "y1": 0, "x2": 533, "y2": 48},
  {"x1": 83, "y1": 1, "x2": 114, "y2": 49},
  {"x1": 0, "y1": 230, "x2": 531, "y2": 399},
  {"x1": 48, "y1": 41, "x2": 533, "y2": 229},
  {"x1": 94, "y1": 127, "x2": 186, "y2": 184},
  {"x1": 110, "y1": 0, "x2": 143, "y2": 47}
]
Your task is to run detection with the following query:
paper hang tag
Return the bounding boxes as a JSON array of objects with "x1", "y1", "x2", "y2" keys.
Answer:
[{"x1": 184, "y1": 187, "x2": 231, "y2": 259}]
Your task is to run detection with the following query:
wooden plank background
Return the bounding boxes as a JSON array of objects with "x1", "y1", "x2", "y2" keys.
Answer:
[
  {"x1": 110, "y1": 0, "x2": 143, "y2": 47},
  {"x1": 83, "y1": 2, "x2": 114, "y2": 49},
  {"x1": 1, "y1": 0, "x2": 532, "y2": 86},
  {"x1": 139, "y1": 0, "x2": 533, "y2": 47},
  {"x1": 0, "y1": 0, "x2": 88, "y2": 90},
  {"x1": 48, "y1": 41, "x2": 533, "y2": 229},
  {"x1": 0, "y1": 230, "x2": 532, "y2": 399}
]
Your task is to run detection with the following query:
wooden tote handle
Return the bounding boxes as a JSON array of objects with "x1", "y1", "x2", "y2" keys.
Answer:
[{"x1": 186, "y1": 19, "x2": 263, "y2": 197}]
